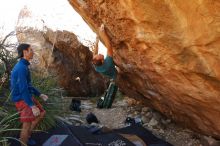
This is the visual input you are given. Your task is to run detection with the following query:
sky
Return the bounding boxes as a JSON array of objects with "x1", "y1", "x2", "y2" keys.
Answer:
[{"x1": 0, "y1": 0, "x2": 106, "y2": 55}]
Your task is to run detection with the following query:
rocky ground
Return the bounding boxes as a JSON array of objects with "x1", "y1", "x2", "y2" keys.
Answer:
[{"x1": 59, "y1": 96, "x2": 220, "y2": 146}]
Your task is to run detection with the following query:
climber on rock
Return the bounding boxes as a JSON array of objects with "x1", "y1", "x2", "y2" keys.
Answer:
[
  {"x1": 92, "y1": 24, "x2": 117, "y2": 80},
  {"x1": 92, "y1": 24, "x2": 118, "y2": 108}
]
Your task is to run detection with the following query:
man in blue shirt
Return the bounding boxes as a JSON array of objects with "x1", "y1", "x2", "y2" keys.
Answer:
[
  {"x1": 10, "y1": 43, "x2": 48, "y2": 145},
  {"x1": 92, "y1": 25, "x2": 118, "y2": 108}
]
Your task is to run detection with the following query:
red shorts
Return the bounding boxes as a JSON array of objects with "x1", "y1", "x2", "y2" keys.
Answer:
[{"x1": 15, "y1": 98, "x2": 45, "y2": 122}]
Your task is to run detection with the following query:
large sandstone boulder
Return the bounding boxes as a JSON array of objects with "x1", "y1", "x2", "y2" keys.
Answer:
[
  {"x1": 16, "y1": 7, "x2": 107, "y2": 97},
  {"x1": 68, "y1": 0, "x2": 220, "y2": 138}
]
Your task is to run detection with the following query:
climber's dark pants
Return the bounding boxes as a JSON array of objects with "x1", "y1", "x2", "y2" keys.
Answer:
[{"x1": 97, "y1": 80, "x2": 118, "y2": 109}]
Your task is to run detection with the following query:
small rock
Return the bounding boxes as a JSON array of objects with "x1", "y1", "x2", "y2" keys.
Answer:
[
  {"x1": 187, "y1": 141, "x2": 193, "y2": 146},
  {"x1": 68, "y1": 117, "x2": 84, "y2": 123},
  {"x1": 127, "y1": 114, "x2": 133, "y2": 118},
  {"x1": 161, "y1": 118, "x2": 171, "y2": 125},
  {"x1": 143, "y1": 123, "x2": 148, "y2": 127},
  {"x1": 145, "y1": 112, "x2": 153, "y2": 119},
  {"x1": 70, "y1": 114, "x2": 81, "y2": 118},
  {"x1": 133, "y1": 111, "x2": 139, "y2": 115},
  {"x1": 141, "y1": 116, "x2": 150, "y2": 123},
  {"x1": 81, "y1": 105, "x2": 93, "y2": 110},
  {"x1": 158, "y1": 129, "x2": 165, "y2": 134},
  {"x1": 142, "y1": 107, "x2": 150, "y2": 113},
  {"x1": 126, "y1": 98, "x2": 137, "y2": 106},
  {"x1": 152, "y1": 112, "x2": 162, "y2": 121},
  {"x1": 130, "y1": 107, "x2": 134, "y2": 112},
  {"x1": 116, "y1": 100, "x2": 128, "y2": 107},
  {"x1": 141, "y1": 111, "x2": 145, "y2": 115},
  {"x1": 135, "y1": 106, "x2": 142, "y2": 112},
  {"x1": 148, "y1": 118, "x2": 158, "y2": 127},
  {"x1": 201, "y1": 136, "x2": 220, "y2": 146},
  {"x1": 75, "y1": 123, "x2": 81, "y2": 126},
  {"x1": 55, "y1": 116, "x2": 72, "y2": 125}
]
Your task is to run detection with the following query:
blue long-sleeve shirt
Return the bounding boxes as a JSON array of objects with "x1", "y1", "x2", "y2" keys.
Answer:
[{"x1": 10, "y1": 58, "x2": 41, "y2": 107}]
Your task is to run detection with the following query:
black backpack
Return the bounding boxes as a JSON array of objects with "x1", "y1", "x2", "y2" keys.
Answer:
[{"x1": 69, "y1": 99, "x2": 81, "y2": 112}]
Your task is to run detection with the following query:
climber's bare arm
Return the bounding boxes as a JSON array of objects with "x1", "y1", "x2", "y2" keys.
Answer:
[
  {"x1": 93, "y1": 36, "x2": 99, "y2": 55},
  {"x1": 99, "y1": 24, "x2": 113, "y2": 57},
  {"x1": 106, "y1": 41, "x2": 113, "y2": 57}
]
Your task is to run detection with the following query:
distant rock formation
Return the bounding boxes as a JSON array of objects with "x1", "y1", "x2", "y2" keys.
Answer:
[{"x1": 16, "y1": 6, "x2": 107, "y2": 96}]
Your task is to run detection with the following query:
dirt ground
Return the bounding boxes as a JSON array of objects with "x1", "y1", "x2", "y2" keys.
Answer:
[{"x1": 61, "y1": 97, "x2": 219, "y2": 146}]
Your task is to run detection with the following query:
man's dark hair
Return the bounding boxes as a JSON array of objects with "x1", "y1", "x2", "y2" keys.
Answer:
[{"x1": 17, "y1": 43, "x2": 30, "y2": 58}]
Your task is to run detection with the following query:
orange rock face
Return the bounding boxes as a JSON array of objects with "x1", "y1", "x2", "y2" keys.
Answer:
[{"x1": 69, "y1": 0, "x2": 220, "y2": 137}]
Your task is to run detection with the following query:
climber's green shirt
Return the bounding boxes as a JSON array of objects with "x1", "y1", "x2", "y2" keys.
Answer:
[{"x1": 95, "y1": 55, "x2": 117, "y2": 80}]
